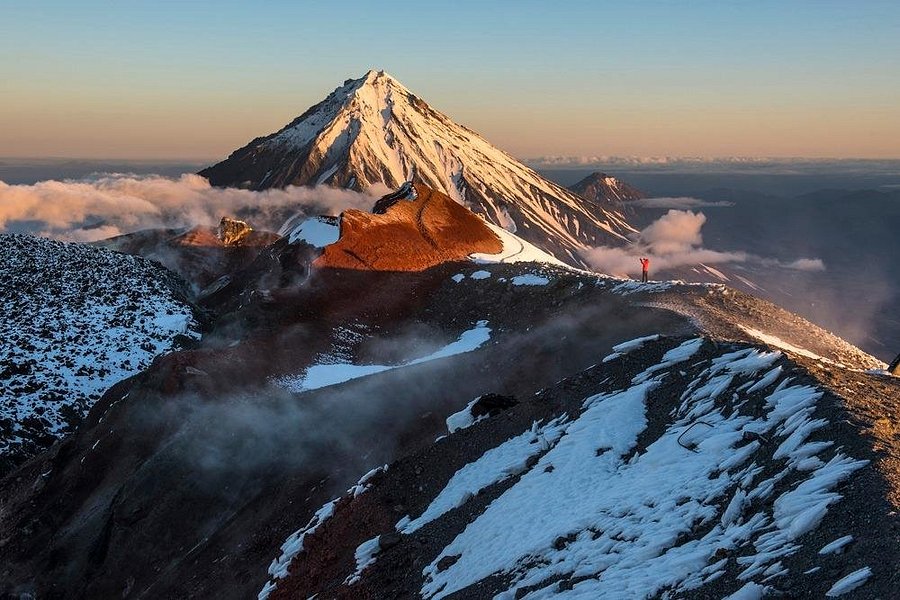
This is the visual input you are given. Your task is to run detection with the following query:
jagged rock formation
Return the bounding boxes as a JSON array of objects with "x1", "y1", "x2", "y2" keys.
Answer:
[
  {"x1": 889, "y1": 353, "x2": 900, "y2": 376},
  {"x1": 0, "y1": 234, "x2": 200, "y2": 476},
  {"x1": 198, "y1": 70, "x2": 637, "y2": 267}
]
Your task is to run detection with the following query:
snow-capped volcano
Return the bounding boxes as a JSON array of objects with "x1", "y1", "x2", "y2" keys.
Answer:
[{"x1": 199, "y1": 70, "x2": 636, "y2": 266}]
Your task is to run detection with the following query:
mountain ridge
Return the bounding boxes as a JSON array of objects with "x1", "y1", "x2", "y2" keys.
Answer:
[{"x1": 0, "y1": 182, "x2": 896, "y2": 599}]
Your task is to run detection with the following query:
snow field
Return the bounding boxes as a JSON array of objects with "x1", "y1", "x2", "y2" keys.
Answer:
[
  {"x1": 0, "y1": 234, "x2": 199, "y2": 463},
  {"x1": 471, "y1": 222, "x2": 569, "y2": 267},
  {"x1": 414, "y1": 339, "x2": 869, "y2": 599}
]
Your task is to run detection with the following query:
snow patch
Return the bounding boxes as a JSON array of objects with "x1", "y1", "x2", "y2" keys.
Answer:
[
  {"x1": 446, "y1": 397, "x2": 485, "y2": 433},
  {"x1": 739, "y1": 326, "x2": 836, "y2": 365},
  {"x1": 276, "y1": 321, "x2": 491, "y2": 392},
  {"x1": 344, "y1": 536, "x2": 381, "y2": 585},
  {"x1": 471, "y1": 222, "x2": 568, "y2": 267},
  {"x1": 259, "y1": 464, "x2": 389, "y2": 599},
  {"x1": 511, "y1": 274, "x2": 550, "y2": 286},
  {"x1": 283, "y1": 216, "x2": 339, "y2": 248},
  {"x1": 401, "y1": 418, "x2": 568, "y2": 534},
  {"x1": 723, "y1": 582, "x2": 770, "y2": 600},
  {"x1": 261, "y1": 498, "x2": 338, "y2": 600},
  {"x1": 818, "y1": 535, "x2": 853, "y2": 555},
  {"x1": 602, "y1": 333, "x2": 661, "y2": 362},
  {"x1": 825, "y1": 567, "x2": 872, "y2": 597}
]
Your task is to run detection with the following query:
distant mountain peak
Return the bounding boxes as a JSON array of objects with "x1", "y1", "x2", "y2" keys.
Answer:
[
  {"x1": 199, "y1": 71, "x2": 637, "y2": 267},
  {"x1": 568, "y1": 171, "x2": 645, "y2": 206}
]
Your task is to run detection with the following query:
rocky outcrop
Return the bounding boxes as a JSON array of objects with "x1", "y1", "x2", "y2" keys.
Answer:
[
  {"x1": 217, "y1": 216, "x2": 254, "y2": 245},
  {"x1": 315, "y1": 183, "x2": 503, "y2": 271},
  {"x1": 99, "y1": 223, "x2": 280, "y2": 290},
  {"x1": 0, "y1": 234, "x2": 200, "y2": 476}
]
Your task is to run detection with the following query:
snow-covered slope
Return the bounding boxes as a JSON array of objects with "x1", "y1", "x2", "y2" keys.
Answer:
[
  {"x1": 0, "y1": 234, "x2": 199, "y2": 474},
  {"x1": 199, "y1": 70, "x2": 636, "y2": 267},
  {"x1": 2, "y1": 230, "x2": 897, "y2": 599},
  {"x1": 263, "y1": 334, "x2": 894, "y2": 600}
]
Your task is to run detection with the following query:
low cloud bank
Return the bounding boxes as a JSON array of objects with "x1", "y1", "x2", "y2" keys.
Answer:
[
  {"x1": 778, "y1": 258, "x2": 826, "y2": 272},
  {"x1": 631, "y1": 197, "x2": 734, "y2": 209},
  {"x1": 581, "y1": 209, "x2": 824, "y2": 276},
  {"x1": 0, "y1": 173, "x2": 382, "y2": 242}
]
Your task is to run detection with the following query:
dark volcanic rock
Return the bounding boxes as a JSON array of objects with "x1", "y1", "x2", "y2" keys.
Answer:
[
  {"x1": 469, "y1": 393, "x2": 519, "y2": 420},
  {"x1": 0, "y1": 234, "x2": 200, "y2": 476}
]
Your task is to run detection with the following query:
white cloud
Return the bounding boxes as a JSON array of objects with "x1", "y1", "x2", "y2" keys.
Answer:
[
  {"x1": 640, "y1": 209, "x2": 706, "y2": 254},
  {"x1": 580, "y1": 209, "x2": 820, "y2": 277},
  {"x1": 0, "y1": 173, "x2": 379, "y2": 242}
]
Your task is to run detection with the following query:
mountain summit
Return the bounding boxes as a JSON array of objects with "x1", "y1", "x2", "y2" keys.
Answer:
[
  {"x1": 199, "y1": 70, "x2": 636, "y2": 266},
  {"x1": 568, "y1": 171, "x2": 645, "y2": 206}
]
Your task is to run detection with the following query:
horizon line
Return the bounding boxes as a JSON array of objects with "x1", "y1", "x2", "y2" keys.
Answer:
[{"x1": 4, "y1": 155, "x2": 900, "y2": 164}]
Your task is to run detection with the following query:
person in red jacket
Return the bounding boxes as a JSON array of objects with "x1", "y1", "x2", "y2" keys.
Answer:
[{"x1": 639, "y1": 257, "x2": 650, "y2": 283}]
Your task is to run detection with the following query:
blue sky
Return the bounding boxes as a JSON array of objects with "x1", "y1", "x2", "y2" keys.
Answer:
[{"x1": 2, "y1": 0, "x2": 899, "y2": 158}]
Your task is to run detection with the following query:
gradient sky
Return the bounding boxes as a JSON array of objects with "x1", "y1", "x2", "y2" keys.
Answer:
[{"x1": 2, "y1": 0, "x2": 899, "y2": 160}]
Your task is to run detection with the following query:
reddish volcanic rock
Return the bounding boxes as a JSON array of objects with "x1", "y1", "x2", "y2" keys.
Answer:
[
  {"x1": 99, "y1": 224, "x2": 280, "y2": 289},
  {"x1": 315, "y1": 184, "x2": 503, "y2": 271}
]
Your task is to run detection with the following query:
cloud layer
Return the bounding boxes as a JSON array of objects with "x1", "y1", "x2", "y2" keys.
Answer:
[
  {"x1": 581, "y1": 209, "x2": 824, "y2": 276},
  {"x1": 0, "y1": 173, "x2": 384, "y2": 242}
]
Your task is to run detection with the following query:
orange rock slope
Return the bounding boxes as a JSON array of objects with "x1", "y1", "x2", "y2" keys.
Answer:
[{"x1": 315, "y1": 184, "x2": 503, "y2": 271}]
